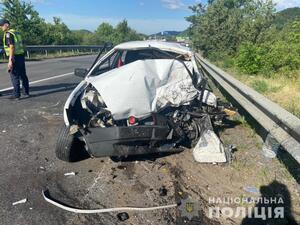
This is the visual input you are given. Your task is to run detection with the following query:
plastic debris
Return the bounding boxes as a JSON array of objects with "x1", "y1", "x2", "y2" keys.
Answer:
[
  {"x1": 64, "y1": 172, "x2": 76, "y2": 176},
  {"x1": 38, "y1": 166, "x2": 46, "y2": 172},
  {"x1": 244, "y1": 186, "x2": 259, "y2": 194},
  {"x1": 12, "y1": 198, "x2": 27, "y2": 206},
  {"x1": 117, "y1": 212, "x2": 129, "y2": 221},
  {"x1": 2, "y1": 130, "x2": 6, "y2": 133},
  {"x1": 262, "y1": 134, "x2": 280, "y2": 158},
  {"x1": 193, "y1": 130, "x2": 227, "y2": 163},
  {"x1": 42, "y1": 190, "x2": 177, "y2": 214}
]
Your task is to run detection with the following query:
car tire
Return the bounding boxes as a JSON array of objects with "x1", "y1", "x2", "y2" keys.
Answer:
[{"x1": 55, "y1": 125, "x2": 88, "y2": 162}]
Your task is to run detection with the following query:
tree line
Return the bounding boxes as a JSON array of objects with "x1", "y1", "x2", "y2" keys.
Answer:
[
  {"x1": 187, "y1": 0, "x2": 300, "y2": 77},
  {"x1": 0, "y1": 0, "x2": 145, "y2": 46}
]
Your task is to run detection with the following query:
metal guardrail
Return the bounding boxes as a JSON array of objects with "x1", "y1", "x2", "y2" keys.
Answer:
[
  {"x1": 0, "y1": 44, "x2": 112, "y2": 58},
  {"x1": 196, "y1": 53, "x2": 300, "y2": 164}
]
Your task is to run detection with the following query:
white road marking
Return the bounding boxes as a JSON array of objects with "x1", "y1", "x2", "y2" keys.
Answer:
[{"x1": 0, "y1": 72, "x2": 74, "y2": 92}]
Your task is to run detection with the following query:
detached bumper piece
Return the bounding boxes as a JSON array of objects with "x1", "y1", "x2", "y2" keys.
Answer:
[{"x1": 82, "y1": 125, "x2": 172, "y2": 157}]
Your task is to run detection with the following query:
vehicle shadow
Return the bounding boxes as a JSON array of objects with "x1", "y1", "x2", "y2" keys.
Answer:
[
  {"x1": 110, "y1": 152, "x2": 183, "y2": 163},
  {"x1": 214, "y1": 117, "x2": 242, "y2": 136},
  {"x1": 241, "y1": 180, "x2": 298, "y2": 225},
  {"x1": 0, "y1": 82, "x2": 78, "y2": 98}
]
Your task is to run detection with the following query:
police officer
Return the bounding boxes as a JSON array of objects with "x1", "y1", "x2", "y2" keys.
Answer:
[{"x1": 0, "y1": 19, "x2": 30, "y2": 100}]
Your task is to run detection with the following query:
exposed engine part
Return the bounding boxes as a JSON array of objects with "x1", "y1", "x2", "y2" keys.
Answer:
[
  {"x1": 81, "y1": 86, "x2": 114, "y2": 128},
  {"x1": 81, "y1": 85, "x2": 106, "y2": 114}
]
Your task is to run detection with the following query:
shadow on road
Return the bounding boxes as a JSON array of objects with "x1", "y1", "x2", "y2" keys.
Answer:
[
  {"x1": 241, "y1": 180, "x2": 298, "y2": 225},
  {"x1": 0, "y1": 82, "x2": 78, "y2": 98}
]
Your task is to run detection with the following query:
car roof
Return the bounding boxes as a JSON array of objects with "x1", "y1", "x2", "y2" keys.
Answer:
[{"x1": 114, "y1": 40, "x2": 191, "y2": 55}]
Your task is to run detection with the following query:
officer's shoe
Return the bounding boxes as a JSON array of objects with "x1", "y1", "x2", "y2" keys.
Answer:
[
  {"x1": 22, "y1": 93, "x2": 30, "y2": 99},
  {"x1": 8, "y1": 95, "x2": 20, "y2": 100}
]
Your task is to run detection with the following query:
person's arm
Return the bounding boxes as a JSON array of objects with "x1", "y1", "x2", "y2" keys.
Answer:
[
  {"x1": 6, "y1": 32, "x2": 14, "y2": 72},
  {"x1": 8, "y1": 44, "x2": 14, "y2": 71}
]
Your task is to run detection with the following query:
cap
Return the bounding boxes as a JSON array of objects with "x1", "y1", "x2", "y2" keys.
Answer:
[{"x1": 0, "y1": 19, "x2": 10, "y2": 26}]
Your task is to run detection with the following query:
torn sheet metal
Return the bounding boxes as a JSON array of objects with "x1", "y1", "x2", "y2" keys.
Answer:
[
  {"x1": 201, "y1": 90, "x2": 217, "y2": 107},
  {"x1": 193, "y1": 129, "x2": 227, "y2": 163},
  {"x1": 86, "y1": 59, "x2": 200, "y2": 120},
  {"x1": 42, "y1": 190, "x2": 177, "y2": 214}
]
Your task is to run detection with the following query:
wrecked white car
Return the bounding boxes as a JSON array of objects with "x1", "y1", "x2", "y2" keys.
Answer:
[{"x1": 56, "y1": 41, "x2": 229, "y2": 162}]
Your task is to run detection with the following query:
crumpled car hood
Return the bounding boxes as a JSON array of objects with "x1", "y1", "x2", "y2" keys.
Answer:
[{"x1": 86, "y1": 59, "x2": 200, "y2": 120}]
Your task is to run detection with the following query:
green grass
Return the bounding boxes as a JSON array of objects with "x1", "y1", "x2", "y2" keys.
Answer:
[
  {"x1": 212, "y1": 60, "x2": 300, "y2": 118},
  {"x1": 251, "y1": 80, "x2": 269, "y2": 93}
]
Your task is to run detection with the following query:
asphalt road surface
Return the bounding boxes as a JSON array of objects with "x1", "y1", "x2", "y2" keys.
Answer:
[
  {"x1": 1, "y1": 55, "x2": 298, "y2": 225},
  {"x1": 0, "y1": 55, "x2": 181, "y2": 225}
]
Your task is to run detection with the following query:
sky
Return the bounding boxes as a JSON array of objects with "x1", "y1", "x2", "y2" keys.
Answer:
[{"x1": 26, "y1": 0, "x2": 300, "y2": 34}]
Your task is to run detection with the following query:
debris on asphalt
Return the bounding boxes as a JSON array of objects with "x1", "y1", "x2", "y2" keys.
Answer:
[
  {"x1": 12, "y1": 198, "x2": 27, "y2": 206},
  {"x1": 38, "y1": 166, "x2": 46, "y2": 172},
  {"x1": 2, "y1": 130, "x2": 6, "y2": 133},
  {"x1": 64, "y1": 172, "x2": 76, "y2": 176},
  {"x1": 42, "y1": 190, "x2": 177, "y2": 214},
  {"x1": 117, "y1": 212, "x2": 129, "y2": 221},
  {"x1": 244, "y1": 186, "x2": 259, "y2": 194},
  {"x1": 159, "y1": 186, "x2": 168, "y2": 197},
  {"x1": 17, "y1": 124, "x2": 22, "y2": 127}
]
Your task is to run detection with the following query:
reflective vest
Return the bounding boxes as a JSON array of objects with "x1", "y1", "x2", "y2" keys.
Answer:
[{"x1": 3, "y1": 29, "x2": 25, "y2": 56}]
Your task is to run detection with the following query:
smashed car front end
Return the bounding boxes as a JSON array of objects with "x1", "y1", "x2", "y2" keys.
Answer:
[{"x1": 59, "y1": 41, "x2": 230, "y2": 162}]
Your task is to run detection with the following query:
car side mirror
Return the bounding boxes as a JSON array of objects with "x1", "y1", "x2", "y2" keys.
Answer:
[{"x1": 74, "y1": 68, "x2": 88, "y2": 78}]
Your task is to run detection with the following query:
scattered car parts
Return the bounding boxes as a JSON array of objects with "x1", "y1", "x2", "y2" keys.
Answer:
[{"x1": 42, "y1": 190, "x2": 178, "y2": 214}]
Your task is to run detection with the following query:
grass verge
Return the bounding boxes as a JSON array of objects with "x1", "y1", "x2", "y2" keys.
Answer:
[{"x1": 214, "y1": 60, "x2": 300, "y2": 118}]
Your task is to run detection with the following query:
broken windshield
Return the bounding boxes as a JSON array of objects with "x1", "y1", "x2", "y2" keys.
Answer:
[{"x1": 89, "y1": 48, "x2": 189, "y2": 77}]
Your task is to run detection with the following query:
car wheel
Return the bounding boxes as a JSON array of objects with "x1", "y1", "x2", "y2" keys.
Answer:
[{"x1": 55, "y1": 125, "x2": 88, "y2": 162}]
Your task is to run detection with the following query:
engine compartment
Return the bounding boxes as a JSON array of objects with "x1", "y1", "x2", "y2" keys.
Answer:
[{"x1": 64, "y1": 82, "x2": 229, "y2": 158}]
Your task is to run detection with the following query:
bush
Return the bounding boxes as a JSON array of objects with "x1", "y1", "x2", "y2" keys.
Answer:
[
  {"x1": 236, "y1": 38, "x2": 300, "y2": 77},
  {"x1": 263, "y1": 41, "x2": 300, "y2": 75},
  {"x1": 235, "y1": 43, "x2": 265, "y2": 74}
]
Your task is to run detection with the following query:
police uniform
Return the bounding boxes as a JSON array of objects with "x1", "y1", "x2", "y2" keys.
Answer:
[{"x1": 3, "y1": 28, "x2": 30, "y2": 98}]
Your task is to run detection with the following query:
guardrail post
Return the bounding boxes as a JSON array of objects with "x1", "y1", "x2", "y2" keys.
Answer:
[
  {"x1": 26, "y1": 50, "x2": 30, "y2": 59},
  {"x1": 45, "y1": 50, "x2": 48, "y2": 57},
  {"x1": 59, "y1": 50, "x2": 62, "y2": 55}
]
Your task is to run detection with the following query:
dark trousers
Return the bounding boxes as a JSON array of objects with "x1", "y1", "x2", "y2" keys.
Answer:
[{"x1": 10, "y1": 54, "x2": 29, "y2": 97}]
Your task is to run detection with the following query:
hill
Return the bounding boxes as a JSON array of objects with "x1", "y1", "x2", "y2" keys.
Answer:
[{"x1": 275, "y1": 7, "x2": 300, "y2": 28}]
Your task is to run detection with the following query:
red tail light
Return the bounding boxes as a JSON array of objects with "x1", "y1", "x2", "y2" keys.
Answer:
[{"x1": 128, "y1": 116, "x2": 137, "y2": 125}]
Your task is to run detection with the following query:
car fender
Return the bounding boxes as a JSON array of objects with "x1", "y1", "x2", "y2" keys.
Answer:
[{"x1": 63, "y1": 80, "x2": 89, "y2": 126}]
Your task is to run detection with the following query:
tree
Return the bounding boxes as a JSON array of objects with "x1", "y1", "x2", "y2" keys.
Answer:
[
  {"x1": 0, "y1": 0, "x2": 145, "y2": 46},
  {"x1": 1, "y1": 0, "x2": 46, "y2": 44},
  {"x1": 94, "y1": 23, "x2": 114, "y2": 44},
  {"x1": 43, "y1": 17, "x2": 77, "y2": 45},
  {"x1": 113, "y1": 20, "x2": 143, "y2": 44},
  {"x1": 187, "y1": 0, "x2": 275, "y2": 57}
]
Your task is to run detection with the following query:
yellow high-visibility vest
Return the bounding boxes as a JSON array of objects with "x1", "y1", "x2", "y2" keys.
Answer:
[{"x1": 3, "y1": 29, "x2": 25, "y2": 56}]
